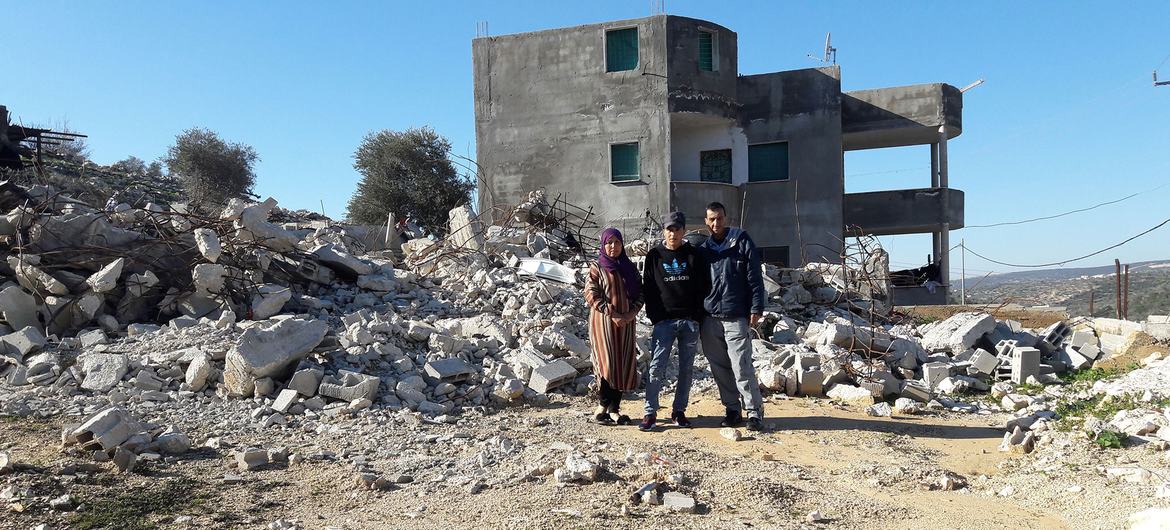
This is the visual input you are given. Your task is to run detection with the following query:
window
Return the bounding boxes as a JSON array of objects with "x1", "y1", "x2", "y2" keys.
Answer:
[
  {"x1": 699, "y1": 149, "x2": 732, "y2": 183},
  {"x1": 748, "y1": 142, "x2": 790, "y2": 182},
  {"x1": 610, "y1": 142, "x2": 640, "y2": 182},
  {"x1": 760, "y1": 246, "x2": 791, "y2": 267},
  {"x1": 698, "y1": 30, "x2": 716, "y2": 71},
  {"x1": 606, "y1": 28, "x2": 639, "y2": 72}
]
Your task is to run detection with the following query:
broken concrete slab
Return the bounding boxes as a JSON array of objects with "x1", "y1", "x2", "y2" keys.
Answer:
[
  {"x1": 85, "y1": 258, "x2": 125, "y2": 293},
  {"x1": 79, "y1": 353, "x2": 129, "y2": 392},
  {"x1": 223, "y1": 318, "x2": 329, "y2": 396},
  {"x1": 1, "y1": 326, "x2": 46, "y2": 357},
  {"x1": 193, "y1": 228, "x2": 222, "y2": 263},
  {"x1": 826, "y1": 384, "x2": 875, "y2": 405},
  {"x1": 287, "y1": 367, "x2": 323, "y2": 396},
  {"x1": 234, "y1": 198, "x2": 302, "y2": 253},
  {"x1": 921, "y1": 312, "x2": 997, "y2": 353},
  {"x1": 0, "y1": 285, "x2": 41, "y2": 332},
  {"x1": 69, "y1": 407, "x2": 136, "y2": 452},
  {"x1": 311, "y1": 243, "x2": 374, "y2": 276},
  {"x1": 447, "y1": 204, "x2": 484, "y2": 251},
  {"x1": 7, "y1": 256, "x2": 68, "y2": 295},
  {"x1": 250, "y1": 284, "x2": 292, "y2": 320}
]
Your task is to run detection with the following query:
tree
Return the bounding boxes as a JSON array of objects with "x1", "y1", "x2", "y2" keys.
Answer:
[
  {"x1": 346, "y1": 127, "x2": 474, "y2": 235},
  {"x1": 163, "y1": 127, "x2": 258, "y2": 207},
  {"x1": 110, "y1": 156, "x2": 164, "y2": 180}
]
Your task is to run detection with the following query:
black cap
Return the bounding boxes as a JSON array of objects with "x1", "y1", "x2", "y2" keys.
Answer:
[{"x1": 662, "y1": 211, "x2": 685, "y2": 230}]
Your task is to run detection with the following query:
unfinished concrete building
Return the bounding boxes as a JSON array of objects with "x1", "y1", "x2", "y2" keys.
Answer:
[{"x1": 473, "y1": 15, "x2": 964, "y2": 304}]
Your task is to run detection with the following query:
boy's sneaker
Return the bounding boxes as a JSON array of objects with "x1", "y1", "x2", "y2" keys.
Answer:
[
  {"x1": 746, "y1": 417, "x2": 764, "y2": 432},
  {"x1": 670, "y1": 410, "x2": 692, "y2": 428},
  {"x1": 638, "y1": 414, "x2": 657, "y2": 431},
  {"x1": 720, "y1": 409, "x2": 744, "y2": 428}
]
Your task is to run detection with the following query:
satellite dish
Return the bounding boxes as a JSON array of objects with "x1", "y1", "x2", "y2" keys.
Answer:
[{"x1": 808, "y1": 32, "x2": 837, "y2": 64}]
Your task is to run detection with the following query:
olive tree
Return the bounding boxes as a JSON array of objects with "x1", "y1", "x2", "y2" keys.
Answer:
[
  {"x1": 346, "y1": 127, "x2": 473, "y2": 235},
  {"x1": 164, "y1": 127, "x2": 258, "y2": 207}
]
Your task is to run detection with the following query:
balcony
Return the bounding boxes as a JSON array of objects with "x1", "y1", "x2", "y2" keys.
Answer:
[
  {"x1": 841, "y1": 83, "x2": 962, "y2": 150},
  {"x1": 843, "y1": 187, "x2": 964, "y2": 236}
]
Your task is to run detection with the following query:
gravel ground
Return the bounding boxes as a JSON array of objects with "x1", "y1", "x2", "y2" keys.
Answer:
[{"x1": 5, "y1": 381, "x2": 1166, "y2": 530}]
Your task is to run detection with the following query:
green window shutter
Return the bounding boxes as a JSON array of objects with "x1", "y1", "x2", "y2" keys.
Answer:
[
  {"x1": 611, "y1": 143, "x2": 640, "y2": 182},
  {"x1": 748, "y1": 142, "x2": 790, "y2": 182},
  {"x1": 700, "y1": 149, "x2": 732, "y2": 183},
  {"x1": 606, "y1": 28, "x2": 639, "y2": 72},
  {"x1": 698, "y1": 31, "x2": 714, "y2": 71}
]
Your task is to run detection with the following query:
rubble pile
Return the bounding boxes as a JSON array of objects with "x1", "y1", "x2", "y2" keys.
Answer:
[{"x1": 4, "y1": 177, "x2": 1170, "y2": 511}]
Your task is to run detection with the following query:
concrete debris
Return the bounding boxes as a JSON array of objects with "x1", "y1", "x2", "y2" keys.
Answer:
[
  {"x1": 223, "y1": 318, "x2": 328, "y2": 396},
  {"x1": 662, "y1": 492, "x2": 696, "y2": 513}
]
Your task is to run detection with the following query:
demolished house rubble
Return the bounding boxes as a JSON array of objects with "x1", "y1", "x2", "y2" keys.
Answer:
[{"x1": 2, "y1": 181, "x2": 1168, "y2": 480}]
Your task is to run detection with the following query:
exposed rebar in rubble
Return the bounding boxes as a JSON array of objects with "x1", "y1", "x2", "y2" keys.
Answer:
[
  {"x1": 0, "y1": 181, "x2": 373, "y2": 336},
  {"x1": 403, "y1": 190, "x2": 601, "y2": 277}
]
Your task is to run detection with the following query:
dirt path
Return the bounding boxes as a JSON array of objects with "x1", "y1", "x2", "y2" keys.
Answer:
[{"x1": 1, "y1": 391, "x2": 1085, "y2": 530}]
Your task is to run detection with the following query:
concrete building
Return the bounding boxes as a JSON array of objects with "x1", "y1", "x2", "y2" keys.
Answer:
[{"x1": 473, "y1": 15, "x2": 965, "y2": 304}]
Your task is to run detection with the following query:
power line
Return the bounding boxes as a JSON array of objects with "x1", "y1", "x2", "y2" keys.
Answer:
[
  {"x1": 964, "y1": 216, "x2": 1170, "y2": 268},
  {"x1": 965, "y1": 182, "x2": 1168, "y2": 228}
]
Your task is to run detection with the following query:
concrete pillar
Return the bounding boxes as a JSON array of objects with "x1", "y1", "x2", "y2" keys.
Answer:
[
  {"x1": 930, "y1": 143, "x2": 939, "y2": 188},
  {"x1": 930, "y1": 142, "x2": 941, "y2": 265},
  {"x1": 938, "y1": 126, "x2": 950, "y2": 292}
]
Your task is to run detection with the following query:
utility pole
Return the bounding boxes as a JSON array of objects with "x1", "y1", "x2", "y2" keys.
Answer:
[
  {"x1": 1115, "y1": 259, "x2": 1122, "y2": 319},
  {"x1": 960, "y1": 239, "x2": 966, "y2": 305},
  {"x1": 1089, "y1": 285, "x2": 1095, "y2": 317},
  {"x1": 1123, "y1": 264, "x2": 1131, "y2": 320}
]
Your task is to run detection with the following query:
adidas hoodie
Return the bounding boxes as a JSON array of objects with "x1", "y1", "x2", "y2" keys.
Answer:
[{"x1": 642, "y1": 241, "x2": 709, "y2": 324}]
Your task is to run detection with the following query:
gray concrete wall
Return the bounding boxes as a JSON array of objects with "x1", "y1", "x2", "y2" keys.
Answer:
[
  {"x1": 734, "y1": 67, "x2": 844, "y2": 264},
  {"x1": 843, "y1": 188, "x2": 965, "y2": 236},
  {"x1": 473, "y1": 16, "x2": 671, "y2": 235},
  {"x1": 664, "y1": 16, "x2": 738, "y2": 120},
  {"x1": 669, "y1": 181, "x2": 741, "y2": 232},
  {"x1": 841, "y1": 83, "x2": 963, "y2": 150}
]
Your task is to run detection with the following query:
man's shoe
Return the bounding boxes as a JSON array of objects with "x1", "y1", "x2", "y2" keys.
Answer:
[
  {"x1": 720, "y1": 409, "x2": 744, "y2": 428},
  {"x1": 638, "y1": 414, "x2": 657, "y2": 431},
  {"x1": 746, "y1": 417, "x2": 764, "y2": 432},
  {"x1": 670, "y1": 410, "x2": 692, "y2": 428}
]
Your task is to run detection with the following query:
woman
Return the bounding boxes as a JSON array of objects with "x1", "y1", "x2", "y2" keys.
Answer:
[{"x1": 584, "y1": 228, "x2": 644, "y2": 425}]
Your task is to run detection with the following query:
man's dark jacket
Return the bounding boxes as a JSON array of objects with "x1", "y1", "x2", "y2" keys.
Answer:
[{"x1": 698, "y1": 227, "x2": 766, "y2": 318}]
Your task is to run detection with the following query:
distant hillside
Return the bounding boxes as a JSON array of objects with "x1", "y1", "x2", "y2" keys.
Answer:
[{"x1": 965, "y1": 260, "x2": 1170, "y2": 320}]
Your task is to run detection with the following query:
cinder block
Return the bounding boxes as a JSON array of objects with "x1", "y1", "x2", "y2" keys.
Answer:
[
  {"x1": 1011, "y1": 347, "x2": 1041, "y2": 384},
  {"x1": 528, "y1": 360, "x2": 578, "y2": 393},
  {"x1": 922, "y1": 362, "x2": 951, "y2": 390},
  {"x1": 799, "y1": 369, "x2": 825, "y2": 396},
  {"x1": 969, "y1": 349, "x2": 1000, "y2": 375}
]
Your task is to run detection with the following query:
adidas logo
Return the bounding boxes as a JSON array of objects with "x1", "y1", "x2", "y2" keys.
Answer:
[{"x1": 662, "y1": 259, "x2": 687, "y2": 275}]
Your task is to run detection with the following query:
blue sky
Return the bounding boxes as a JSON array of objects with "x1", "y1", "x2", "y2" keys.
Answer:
[{"x1": 5, "y1": 1, "x2": 1169, "y2": 279}]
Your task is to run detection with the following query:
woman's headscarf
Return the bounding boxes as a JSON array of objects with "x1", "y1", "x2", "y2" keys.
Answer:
[{"x1": 598, "y1": 227, "x2": 640, "y2": 300}]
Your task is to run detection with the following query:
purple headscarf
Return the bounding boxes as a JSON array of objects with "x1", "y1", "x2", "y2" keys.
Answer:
[{"x1": 598, "y1": 228, "x2": 641, "y2": 300}]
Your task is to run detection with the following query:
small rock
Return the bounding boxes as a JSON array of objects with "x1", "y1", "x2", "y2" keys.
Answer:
[
  {"x1": 865, "y1": 402, "x2": 892, "y2": 417},
  {"x1": 49, "y1": 494, "x2": 73, "y2": 511},
  {"x1": 807, "y1": 510, "x2": 828, "y2": 523},
  {"x1": 662, "y1": 492, "x2": 695, "y2": 513},
  {"x1": 720, "y1": 427, "x2": 743, "y2": 441}
]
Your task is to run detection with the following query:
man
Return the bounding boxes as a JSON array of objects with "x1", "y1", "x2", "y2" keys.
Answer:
[
  {"x1": 698, "y1": 201, "x2": 766, "y2": 432},
  {"x1": 639, "y1": 211, "x2": 708, "y2": 432}
]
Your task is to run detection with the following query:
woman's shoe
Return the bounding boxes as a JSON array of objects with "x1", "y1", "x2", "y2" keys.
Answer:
[{"x1": 593, "y1": 406, "x2": 615, "y2": 425}]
